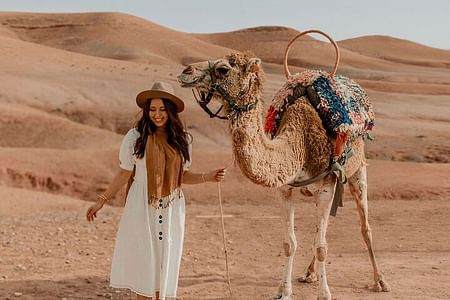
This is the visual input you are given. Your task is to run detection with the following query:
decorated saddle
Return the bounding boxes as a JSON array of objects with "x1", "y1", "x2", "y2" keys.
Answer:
[{"x1": 264, "y1": 70, "x2": 375, "y2": 160}]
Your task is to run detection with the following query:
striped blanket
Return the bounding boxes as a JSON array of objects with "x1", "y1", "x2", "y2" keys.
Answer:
[{"x1": 264, "y1": 70, "x2": 375, "y2": 141}]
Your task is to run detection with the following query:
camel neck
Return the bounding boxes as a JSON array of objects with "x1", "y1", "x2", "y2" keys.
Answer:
[{"x1": 229, "y1": 100, "x2": 307, "y2": 187}]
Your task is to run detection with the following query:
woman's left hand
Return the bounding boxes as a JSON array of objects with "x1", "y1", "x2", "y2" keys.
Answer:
[{"x1": 206, "y1": 168, "x2": 226, "y2": 182}]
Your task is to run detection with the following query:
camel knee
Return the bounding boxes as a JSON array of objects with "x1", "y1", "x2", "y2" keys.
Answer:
[
  {"x1": 358, "y1": 179, "x2": 367, "y2": 190},
  {"x1": 283, "y1": 240, "x2": 297, "y2": 257},
  {"x1": 283, "y1": 242, "x2": 290, "y2": 256},
  {"x1": 315, "y1": 246, "x2": 327, "y2": 262},
  {"x1": 350, "y1": 175, "x2": 367, "y2": 193}
]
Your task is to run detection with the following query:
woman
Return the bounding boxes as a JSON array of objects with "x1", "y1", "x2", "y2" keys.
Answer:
[{"x1": 86, "y1": 81, "x2": 226, "y2": 300}]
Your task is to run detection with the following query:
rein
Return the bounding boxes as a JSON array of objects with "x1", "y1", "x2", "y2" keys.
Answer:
[{"x1": 192, "y1": 60, "x2": 258, "y2": 120}]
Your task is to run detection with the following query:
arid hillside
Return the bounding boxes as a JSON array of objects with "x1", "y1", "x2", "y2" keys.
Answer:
[{"x1": 1, "y1": 12, "x2": 448, "y2": 203}]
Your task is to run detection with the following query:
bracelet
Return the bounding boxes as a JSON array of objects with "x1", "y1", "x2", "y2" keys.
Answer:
[
  {"x1": 97, "y1": 194, "x2": 109, "y2": 203},
  {"x1": 201, "y1": 172, "x2": 206, "y2": 182}
]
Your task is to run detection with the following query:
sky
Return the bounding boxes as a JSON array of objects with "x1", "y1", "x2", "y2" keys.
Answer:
[{"x1": 1, "y1": 0, "x2": 449, "y2": 50}]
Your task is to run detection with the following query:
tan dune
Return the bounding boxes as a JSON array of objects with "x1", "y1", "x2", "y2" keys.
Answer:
[
  {"x1": 339, "y1": 35, "x2": 450, "y2": 68},
  {"x1": 0, "y1": 103, "x2": 122, "y2": 149},
  {"x1": 193, "y1": 26, "x2": 450, "y2": 79},
  {"x1": 0, "y1": 12, "x2": 232, "y2": 64},
  {"x1": 0, "y1": 11, "x2": 449, "y2": 300}
]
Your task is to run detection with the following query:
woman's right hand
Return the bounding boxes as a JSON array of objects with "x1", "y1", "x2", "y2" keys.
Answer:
[
  {"x1": 86, "y1": 200, "x2": 105, "y2": 222},
  {"x1": 205, "y1": 168, "x2": 226, "y2": 182}
]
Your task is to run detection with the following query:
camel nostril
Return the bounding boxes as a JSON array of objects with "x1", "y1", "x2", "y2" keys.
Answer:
[{"x1": 182, "y1": 66, "x2": 195, "y2": 75}]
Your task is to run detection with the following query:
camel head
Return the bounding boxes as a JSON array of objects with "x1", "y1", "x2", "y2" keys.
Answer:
[{"x1": 177, "y1": 52, "x2": 264, "y2": 119}]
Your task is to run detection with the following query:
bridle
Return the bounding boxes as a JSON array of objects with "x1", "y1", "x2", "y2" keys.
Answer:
[{"x1": 192, "y1": 60, "x2": 258, "y2": 120}]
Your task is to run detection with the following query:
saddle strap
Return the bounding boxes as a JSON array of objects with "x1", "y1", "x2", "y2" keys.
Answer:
[{"x1": 289, "y1": 148, "x2": 353, "y2": 216}]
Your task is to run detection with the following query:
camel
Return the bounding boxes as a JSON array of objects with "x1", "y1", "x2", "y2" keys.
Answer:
[{"x1": 177, "y1": 48, "x2": 390, "y2": 299}]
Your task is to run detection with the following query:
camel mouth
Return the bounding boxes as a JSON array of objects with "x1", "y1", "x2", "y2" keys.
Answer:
[{"x1": 177, "y1": 75, "x2": 201, "y2": 88}]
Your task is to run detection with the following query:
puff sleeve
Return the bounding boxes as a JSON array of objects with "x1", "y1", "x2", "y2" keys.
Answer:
[
  {"x1": 119, "y1": 128, "x2": 139, "y2": 171},
  {"x1": 183, "y1": 133, "x2": 193, "y2": 171}
]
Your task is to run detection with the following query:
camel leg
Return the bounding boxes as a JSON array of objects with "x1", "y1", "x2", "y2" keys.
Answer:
[
  {"x1": 314, "y1": 179, "x2": 335, "y2": 300},
  {"x1": 348, "y1": 163, "x2": 391, "y2": 292},
  {"x1": 271, "y1": 186, "x2": 296, "y2": 300},
  {"x1": 298, "y1": 255, "x2": 317, "y2": 283},
  {"x1": 297, "y1": 191, "x2": 317, "y2": 284}
]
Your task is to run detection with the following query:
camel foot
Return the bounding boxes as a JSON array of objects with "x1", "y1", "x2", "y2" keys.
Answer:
[
  {"x1": 317, "y1": 291, "x2": 332, "y2": 300},
  {"x1": 372, "y1": 277, "x2": 391, "y2": 292},
  {"x1": 270, "y1": 294, "x2": 292, "y2": 300},
  {"x1": 271, "y1": 282, "x2": 292, "y2": 300},
  {"x1": 298, "y1": 272, "x2": 317, "y2": 283}
]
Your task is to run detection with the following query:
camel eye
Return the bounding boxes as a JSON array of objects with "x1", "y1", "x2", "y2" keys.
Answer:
[{"x1": 216, "y1": 66, "x2": 230, "y2": 76}]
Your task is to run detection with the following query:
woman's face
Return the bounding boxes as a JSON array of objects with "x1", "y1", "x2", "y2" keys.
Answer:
[{"x1": 149, "y1": 98, "x2": 168, "y2": 128}]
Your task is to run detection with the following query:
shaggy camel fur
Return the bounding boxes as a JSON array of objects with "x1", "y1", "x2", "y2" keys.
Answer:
[{"x1": 178, "y1": 53, "x2": 390, "y2": 300}]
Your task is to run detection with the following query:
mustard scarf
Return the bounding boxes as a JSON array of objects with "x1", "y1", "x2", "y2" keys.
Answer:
[{"x1": 145, "y1": 128, "x2": 183, "y2": 206}]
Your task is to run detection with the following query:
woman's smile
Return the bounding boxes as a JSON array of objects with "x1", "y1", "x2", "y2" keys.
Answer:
[{"x1": 149, "y1": 98, "x2": 168, "y2": 127}]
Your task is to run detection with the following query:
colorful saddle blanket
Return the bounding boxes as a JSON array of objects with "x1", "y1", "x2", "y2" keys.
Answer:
[{"x1": 264, "y1": 70, "x2": 375, "y2": 140}]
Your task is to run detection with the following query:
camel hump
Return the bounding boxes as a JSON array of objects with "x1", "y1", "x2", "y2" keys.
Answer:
[{"x1": 264, "y1": 70, "x2": 375, "y2": 142}]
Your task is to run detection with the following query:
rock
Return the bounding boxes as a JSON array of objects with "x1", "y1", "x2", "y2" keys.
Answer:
[{"x1": 13, "y1": 292, "x2": 23, "y2": 297}]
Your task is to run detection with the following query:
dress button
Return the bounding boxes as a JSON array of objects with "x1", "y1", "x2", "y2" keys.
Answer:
[
  {"x1": 159, "y1": 236, "x2": 162, "y2": 240},
  {"x1": 159, "y1": 215, "x2": 162, "y2": 219},
  {"x1": 159, "y1": 232, "x2": 163, "y2": 235},
  {"x1": 159, "y1": 220, "x2": 162, "y2": 224}
]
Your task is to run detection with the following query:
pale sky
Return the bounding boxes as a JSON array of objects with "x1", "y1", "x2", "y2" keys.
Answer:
[{"x1": 1, "y1": 0, "x2": 449, "y2": 49}]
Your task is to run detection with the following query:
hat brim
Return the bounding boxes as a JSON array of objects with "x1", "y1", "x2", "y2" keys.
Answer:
[{"x1": 136, "y1": 90, "x2": 184, "y2": 113}]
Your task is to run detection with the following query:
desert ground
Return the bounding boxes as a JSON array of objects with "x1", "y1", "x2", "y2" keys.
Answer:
[{"x1": 0, "y1": 12, "x2": 449, "y2": 300}]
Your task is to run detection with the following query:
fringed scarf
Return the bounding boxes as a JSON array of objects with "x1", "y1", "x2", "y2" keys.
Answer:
[{"x1": 145, "y1": 128, "x2": 183, "y2": 207}]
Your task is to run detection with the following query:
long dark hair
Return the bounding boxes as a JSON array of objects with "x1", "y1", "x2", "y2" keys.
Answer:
[{"x1": 134, "y1": 98, "x2": 190, "y2": 162}]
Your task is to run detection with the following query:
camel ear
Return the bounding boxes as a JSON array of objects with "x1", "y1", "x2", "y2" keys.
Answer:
[{"x1": 247, "y1": 58, "x2": 261, "y2": 74}]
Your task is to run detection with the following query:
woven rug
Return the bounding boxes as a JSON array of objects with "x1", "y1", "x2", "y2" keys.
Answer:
[{"x1": 264, "y1": 70, "x2": 375, "y2": 140}]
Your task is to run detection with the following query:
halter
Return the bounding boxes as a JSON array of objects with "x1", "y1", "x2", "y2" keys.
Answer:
[{"x1": 192, "y1": 60, "x2": 258, "y2": 120}]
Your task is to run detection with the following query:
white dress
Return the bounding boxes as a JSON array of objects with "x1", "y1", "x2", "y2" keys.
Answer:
[{"x1": 110, "y1": 128, "x2": 192, "y2": 299}]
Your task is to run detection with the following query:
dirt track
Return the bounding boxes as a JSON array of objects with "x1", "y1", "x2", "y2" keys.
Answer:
[{"x1": 1, "y1": 191, "x2": 449, "y2": 299}]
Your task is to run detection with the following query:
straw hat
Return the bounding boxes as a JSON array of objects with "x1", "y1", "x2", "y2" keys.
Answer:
[{"x1": 136, "y1": 81, "x2": 184, "y2": 112}]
